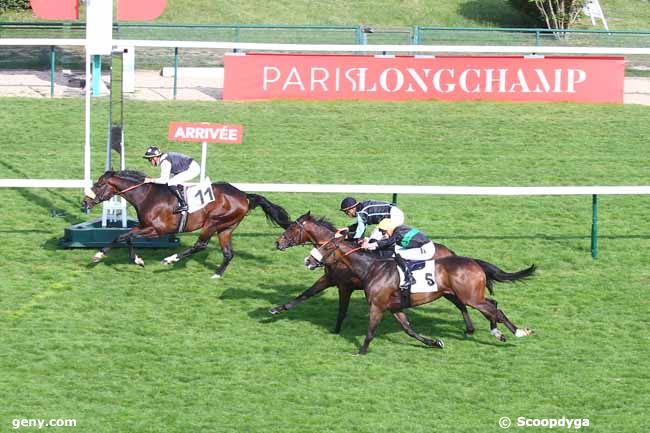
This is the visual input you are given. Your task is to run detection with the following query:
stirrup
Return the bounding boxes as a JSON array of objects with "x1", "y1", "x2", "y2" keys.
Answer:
[{"x1": 400, "y1": 277, "x2": 415, "y2": 289}]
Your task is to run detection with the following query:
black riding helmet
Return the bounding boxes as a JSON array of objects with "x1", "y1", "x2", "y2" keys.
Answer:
[
  {"x1": 340, "y1": 197, "x2": 358, "y2": 212},
  {"x1": 143, "y1": 146, "x2": 163, "y2": 159}
]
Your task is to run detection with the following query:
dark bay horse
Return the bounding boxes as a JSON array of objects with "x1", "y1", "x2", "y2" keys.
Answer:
[
  {"x1": 305, "y1": 237, "x2": 535, "y2": 354},
  {"x1": 274, "y1": 212, "x2": 483, "y2": 335},
  {"x1": 81, "y1": 170, "x2": 292, "y2": 278}
]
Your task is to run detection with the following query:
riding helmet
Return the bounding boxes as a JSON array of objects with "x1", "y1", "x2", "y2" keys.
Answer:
[
  {"x1": 143, "y1": 146, "x2": 163, "y2": 159},
  {"x1": 340, "y1": 197, "x2": 358, "y2": 211},
  {"x1": 377, "y1": 218, "x2": 396, "y2": 232}
]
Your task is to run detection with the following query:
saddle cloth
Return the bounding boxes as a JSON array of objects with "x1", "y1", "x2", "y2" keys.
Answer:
[
  {"x1": 396, "y1": 259, "x2": 438, "y2": 293},
  {"x1": 184, "y1": 177, "x2": 214, "y2": 213}
]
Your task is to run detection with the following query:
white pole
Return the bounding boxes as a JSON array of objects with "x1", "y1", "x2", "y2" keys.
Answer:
[
  {"x1": 84, "y1": 0, "x2": 113, "y2": 196},
  {"x1": 200, "y1": 141, "x2": 207, "y2": 182},
  {"x1": 84, "y1": 52, "x2": 92, "y2": 194}
]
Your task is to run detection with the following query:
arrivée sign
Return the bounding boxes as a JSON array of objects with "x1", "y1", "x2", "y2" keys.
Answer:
[{"x1": 224, "y1": 54, "x2": 624, "y2": 103}]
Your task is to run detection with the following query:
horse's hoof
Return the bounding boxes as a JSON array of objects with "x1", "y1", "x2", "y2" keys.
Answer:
[
  {"x1": 515, "y1": 328, "x2": 534, "y2": 338},
  {"x1": 465, "y1": 328, "x2": 475, "y2": 336},
  {"x1": 134, "y1": 256, "x2": 145, "y2": 267},
  {"x1": 491, "y1": 328, "x2": 506, "y2": 341},
  {"x1": 211, "y1": 274, "x2": 222, "y2": 279},
  {"x1": 91, "y1": 251, "x2": 105, "y2": 263},
  {"x1": 269, "y1": 306, "x2": 284, "y2": 315},
  {"x1": 433, "y1": 339, "x2": 444, "y2": 349},
  {"x1": 161, "y1": 253, "x2": 179, "y2": 266}
]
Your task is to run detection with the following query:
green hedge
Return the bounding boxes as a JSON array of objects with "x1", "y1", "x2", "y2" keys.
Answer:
[
  {"x1": 507, "y1": 0, "x2": 543, "y2": 25},
  {"x1": 0, "y1": 0, "x2": 30, "y2": 12}
]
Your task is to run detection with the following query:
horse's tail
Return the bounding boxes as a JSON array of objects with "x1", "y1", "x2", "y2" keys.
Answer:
[
  {"x1": 473, "y1": 259, "x2": 536, "y2": 295},
  {"x1": 246, "y1": 193, "x2": 292, "y2": 229}
]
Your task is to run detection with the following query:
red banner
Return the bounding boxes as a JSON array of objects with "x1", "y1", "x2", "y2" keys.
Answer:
[
  {"x1": 224, "y1": 54, "x2": 624, "y2": 104},
  {"x1": 30, "y1": 0, "x2": 79, "y2": 20},
  {"x1": 117, "y1": 0, "x2": 167, "y2": 21},
  {"x1": 168, "y1": 122, "x2": 244, "y2": 144},
  {"x1": 30, "y1": 0, "x2": 166, "y2": 21}
]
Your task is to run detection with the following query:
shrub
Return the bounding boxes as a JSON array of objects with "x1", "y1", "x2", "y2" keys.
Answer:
[
  {"x1": 508, "y1": 0, "x2": 542, "y2": 22},
  {"x1": 0, "y1": 0, "x2": 30, "y2": 12}
]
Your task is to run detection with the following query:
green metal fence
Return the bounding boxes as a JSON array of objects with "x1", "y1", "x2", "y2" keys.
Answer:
[
  {"x1": 2, "y1": 22, "x2": 649, "y2": 98},
  {"x1": 415, "y1": 26, "x2": 650, "y2": 48}
]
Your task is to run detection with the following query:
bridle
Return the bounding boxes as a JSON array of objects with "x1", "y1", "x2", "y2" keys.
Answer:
[
  {"x1": 85, "y1": 177, "x2": 146, "y2": 207},
  {"x1": 284, "y1": 219, "x2": 330, "y2": 247},
  {"x1": 309, "y1": 237, "x2": 362, "y2": 267}
]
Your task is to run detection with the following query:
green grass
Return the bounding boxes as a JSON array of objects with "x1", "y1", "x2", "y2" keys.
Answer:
[
  {"x1": 1, "y1": 98, "x2": 650, "y2": 432},
  {"x1": 2, "y1": 0, "x2": 650, "y2": 30}
]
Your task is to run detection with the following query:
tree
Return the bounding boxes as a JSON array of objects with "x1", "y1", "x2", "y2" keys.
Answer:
[{"x1": 532, "y1": 0, "x2": 587, "y2": 33}]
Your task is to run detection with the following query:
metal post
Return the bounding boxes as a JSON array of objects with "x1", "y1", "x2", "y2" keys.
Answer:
[
  {"x1": 392, "y1": 193, "x2": 398, "y2": 205},
  {"x1": 590, "y1": 194, "x2": 598, "y2": 259},
  {"x1": 535, "y1": 30, "x2": 541, "y2": 46},
  {"x1": 49, "y1": 46, "x2": 56, "y2": 98},
  {"x1": 173, "y1": 47, "x2": 179, "y2": 100}
]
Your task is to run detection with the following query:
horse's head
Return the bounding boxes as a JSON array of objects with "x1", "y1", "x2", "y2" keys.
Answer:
[
  {"x1": 81, "y1": 171, "x2": 117, "y2": 211},
  {"x1": 276, "y1": 211, "x2": 314, "y2": 250},
  {"x1": 81, "y1": 170, "x2": 147, "y2": 211}
]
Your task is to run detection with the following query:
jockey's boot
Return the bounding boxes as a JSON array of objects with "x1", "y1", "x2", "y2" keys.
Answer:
[
  {"x1": 394, "y1": 254, "x2": 416, "y2": 289},
  {"x1": 169, "y1": 185, "x2": 188, "y2": 213},
  {"x1": 394, "y1": 254, "x2": 414, "y2": 309}
]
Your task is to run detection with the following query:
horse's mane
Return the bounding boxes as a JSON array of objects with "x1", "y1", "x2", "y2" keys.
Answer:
[
  {"x1": 300, "y1": 213, "x2": 337, "y2": 232},
  {"x1": 315, "y1": 216, "x2": 337, "y2": 232},
  {"x1": 113, "y1": 169, "x2": 146, "y2": 182}
]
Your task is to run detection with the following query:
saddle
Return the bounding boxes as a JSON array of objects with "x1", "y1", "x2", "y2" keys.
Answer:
[{"x1": 405, "y1": 260, "x2": 426, "y2": 272}]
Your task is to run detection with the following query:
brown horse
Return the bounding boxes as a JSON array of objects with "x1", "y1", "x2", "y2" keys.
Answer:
[
  {"x1": 273, "y1": 212, "x2": 482, "y2": 334},
  {"x1": 81, "y1": 170, "x2": 292, "y2": 278},
  {"x1": 305, "y1": 236, "x2": 534, "y2": 354}
]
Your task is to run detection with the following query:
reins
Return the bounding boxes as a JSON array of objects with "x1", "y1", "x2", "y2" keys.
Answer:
[
  {"x1": 343, "y1": 246, "x2": 363, "y2": 256},
  {"x1": 117, "y1": 182, "x2": 146, "y2": 194},
  {"x1": 314, "y1": 238, "x2": 362, "y2": 266}
]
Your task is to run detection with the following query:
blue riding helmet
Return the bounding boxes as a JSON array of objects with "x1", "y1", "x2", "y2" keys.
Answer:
[{"x1": 143, "y1": 146, "x2": 163, "y2": 159}]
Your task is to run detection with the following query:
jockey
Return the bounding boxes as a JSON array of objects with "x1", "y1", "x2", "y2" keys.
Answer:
[
  {"x1": 143, "y1": 146, "x2": 201, "y2": 213},
  {"x1": 337, "y1": 196, "x2": 405, "y2": 241},
  {"x1": 362, "y1": 218, "x2": 435, "y2": 289}
]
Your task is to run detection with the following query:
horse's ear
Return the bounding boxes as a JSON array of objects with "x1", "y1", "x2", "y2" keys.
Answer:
[{"x1": 306, "y1": 210, "x2": 311, "y2": 216}]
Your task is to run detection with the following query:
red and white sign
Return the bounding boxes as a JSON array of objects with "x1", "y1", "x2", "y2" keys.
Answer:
[
  {"x1": 224, "y1": 54, "x2": 624, "y2": 104},
  {"x1": 168, "y1": 122, "x2": 244, "y2": 144}
]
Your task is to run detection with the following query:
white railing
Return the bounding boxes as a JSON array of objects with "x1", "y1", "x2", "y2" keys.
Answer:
[
  {"x1": 0, "y1": 179, "x2": 86, "y2": 188},
  {"x1": 2, "y1": 38, "x2": 648, "y2": 258},
  {"x1": 2, "y1": 39, "x2": 650, "y2": 55},
  {"x1": 2, "y1": 180, "x2": 650, "y2": 196}
]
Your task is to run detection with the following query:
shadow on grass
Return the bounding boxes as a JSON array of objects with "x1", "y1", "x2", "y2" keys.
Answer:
[
  {"x1": 0, "y1": 159, "x2": 83, "y2": 226},
  {"x1": 0, "y1": 229, "x2": 53, "y2": 234},
  {"x1": 457, "y1": 0, "x2": 537, "y2": 28},
  {"x1": 64, "y1": 242, "x2": 273, "y2": 274},
  {"x1": 219, "y1": 282, "x2": 484, "y2": 349},
  {"x1": 435, "y1": 233, "x2": 650, "y2": 241}
]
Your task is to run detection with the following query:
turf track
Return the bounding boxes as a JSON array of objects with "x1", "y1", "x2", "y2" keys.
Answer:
[{"x1": 1, "y1": 98, "x2": 649, "y2": 432}]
